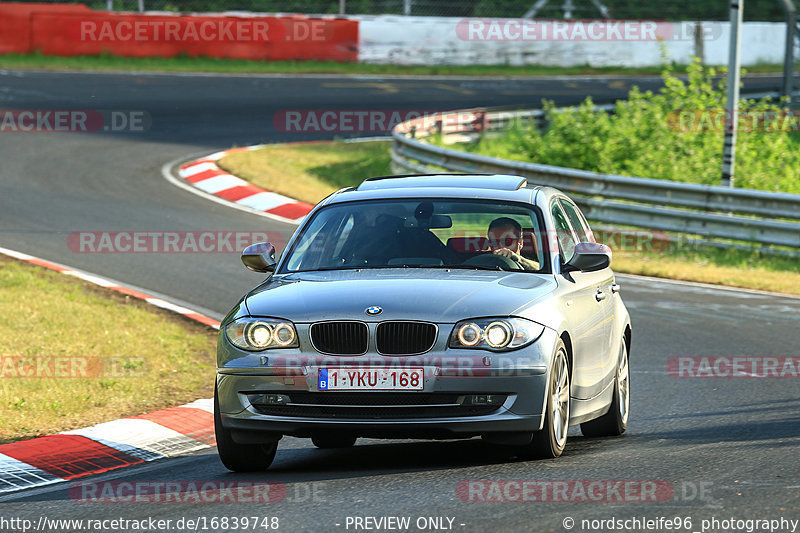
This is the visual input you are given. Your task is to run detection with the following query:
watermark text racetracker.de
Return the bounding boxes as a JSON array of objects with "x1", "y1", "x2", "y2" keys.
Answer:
[
  {"x1": 79, "y1": 18, "x2": 334, "y2": 43},
  {"x1": 68, "y1": 231, "x2": 282, "y2": 253},
  {"x1": 0, "y1": 515, "x2": 281, "y2": 532},
  {"x1": 0, "y1": 356, "x2": 146, "y2": 379},
  {"x1": 456, "y1": 19, "x2": 722, "y2": 42},
  {"x1": 668, "y1": 110, "x2": 800, "y2": 133},
  {"x1": 667, "y1": 356, "x2": 800, "y2": 378},
  {"x1": 0, "y1": 110, "x2": 149, "y2": 133},
  {"x1": 458, "y1": 480, "x2": 712, "y2": 503}
]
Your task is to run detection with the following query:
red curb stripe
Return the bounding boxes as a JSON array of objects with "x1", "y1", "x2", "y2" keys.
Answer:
[
  {"x1": 178, "y1": 146, "x2": 321, "y2": 222},
  {"x1": 132, "y1": 407, "x2": 215, "y2": 446},
  {"x1": 267, "y1": 202, "x2": 314, "y2": 219},
  {"x1": 26, "y1": 258, "x2": 68, "y2": 272},
  {"x1": 185, "y1": 168, "x2": 227, "y2": 184},
  {"x1": 180, "y1": 158, "x2": 214, "y2": 170},
  {"x1": 0, "y1": 435, "x2": 144, "y2": 479},
  {"x1": 215, "y1": 184, "x2": 266, "y2": 202},
  {"x1": 184, "y1": 312, "x2": 221, "y2": 328},
  {"x1": 110, "y1": 285, "x2": 153, "y2": 300}
]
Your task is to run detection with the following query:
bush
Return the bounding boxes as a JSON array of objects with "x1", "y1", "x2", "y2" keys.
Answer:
[{"x1": 454, "y1": 60, "x2": 800, "y2": 193}]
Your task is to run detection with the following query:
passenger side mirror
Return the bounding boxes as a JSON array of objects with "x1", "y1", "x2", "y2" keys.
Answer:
[
  {"x1": 564, "y1": 242, "x2": 611, "y2": 273},
  {"x1": 241, "y1": 242, "x2": 277, "y2": 273}
]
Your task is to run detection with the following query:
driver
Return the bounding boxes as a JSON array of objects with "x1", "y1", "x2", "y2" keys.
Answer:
[{"x1": 487, "y1": 217, "x2": 540, "y2": 271}]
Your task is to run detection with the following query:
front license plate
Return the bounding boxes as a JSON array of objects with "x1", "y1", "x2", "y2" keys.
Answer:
[{"x1": 318, "y1": 368, "x2": 424, "y2": 391}]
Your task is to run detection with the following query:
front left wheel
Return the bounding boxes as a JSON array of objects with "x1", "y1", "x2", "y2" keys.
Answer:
[{"x1": 214, "y1": 385, "x2": 279, "y2": 472}]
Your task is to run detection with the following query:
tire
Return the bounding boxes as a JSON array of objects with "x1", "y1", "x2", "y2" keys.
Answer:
[
  {"x1": 311, "y1": 435, "x2": 357, "y2": 449},
  {"x1": 520, "y1": 341, "x2": 571, "y2": 459},
  {"x1": 581, "y1": 340, "x2": 629, "y2": 437},
  {"x1": 214, "y1": 385, "x2": 278, "y2": 472}
]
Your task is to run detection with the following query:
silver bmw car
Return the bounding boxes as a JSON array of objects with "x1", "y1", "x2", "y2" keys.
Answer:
[{"x1": 215, "y1": 174, "x2": 631, "y2": 471}]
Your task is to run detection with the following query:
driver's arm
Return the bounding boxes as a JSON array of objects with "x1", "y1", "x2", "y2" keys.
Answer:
[{"x1": 492, "y1": 248, "x2": 540, "y2": 271}]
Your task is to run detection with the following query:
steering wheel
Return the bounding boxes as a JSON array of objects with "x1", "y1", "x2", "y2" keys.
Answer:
[{"x1": 462, "y1": 253, "x2": 522, "y2": 271}]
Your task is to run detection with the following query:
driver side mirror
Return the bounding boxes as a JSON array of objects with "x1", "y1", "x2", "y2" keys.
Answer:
[
  {"x1": 564, "y1": 242, "x2": 611, "y2": 273},
  {"x1": 241, "y1": 242, "x2": 277, "y2": 273}
]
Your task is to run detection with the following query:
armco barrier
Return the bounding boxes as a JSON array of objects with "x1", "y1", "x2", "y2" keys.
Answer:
[
  {"x1": 0, "y1": 3, "x2": 358, "y2": 61},
  {"x1": 390, "y1": 107, "x2": 800, "y2": 254}
]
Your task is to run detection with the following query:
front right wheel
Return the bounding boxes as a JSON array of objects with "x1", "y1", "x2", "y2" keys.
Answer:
[
  {"x1": 580, "y1": 340, "x2": 629, "y2": 437},
  {"x1": 214, "y1": 384, "x2": 279, "y2": 472},
  {"x1": 519, "y1": 340, "x2": 570, "y2": 459}
]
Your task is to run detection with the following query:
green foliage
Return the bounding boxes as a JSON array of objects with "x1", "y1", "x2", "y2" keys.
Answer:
[{"x1": 458, "y1": 60, "x2": 800, "y2": 193}]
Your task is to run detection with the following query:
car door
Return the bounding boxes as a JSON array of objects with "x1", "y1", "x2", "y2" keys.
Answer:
[
  {"x1": 558, "y1": 197, "x2": 617, "y2": 367},
  {"x1": 551, "y1": 198, "x2": 614, "y2": 400}
]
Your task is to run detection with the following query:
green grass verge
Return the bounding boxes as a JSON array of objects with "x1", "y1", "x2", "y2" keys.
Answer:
[
  {"x1": 0, "y1": 51, "x2": 788, "y2": 76},
  {"x1": 218, "y1": 140, "x2": 392, "y2": 205},
  {"x1": 0, "y1": 256, "x2": 217, "y2": 443},
  {"x1": 219, "y1": 140, "x2": 800, "y2": 295}
]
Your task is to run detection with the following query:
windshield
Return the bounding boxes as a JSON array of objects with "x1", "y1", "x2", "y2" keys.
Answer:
[{"x1": 280, "y1": 199, "x2": 548, "y2": 274}]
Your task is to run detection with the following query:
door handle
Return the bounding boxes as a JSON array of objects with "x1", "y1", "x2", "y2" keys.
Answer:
[
  {"x1": 611, "y1": 283, "x2": 620, "y2": 294},
  {"x1": 595, "y1": 289, "x2": 607, "y2": 302}
]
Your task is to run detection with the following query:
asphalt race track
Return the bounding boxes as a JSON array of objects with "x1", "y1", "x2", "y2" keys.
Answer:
[{"x1": 1, "y1": 70, "x2": 799, "y2": 532}]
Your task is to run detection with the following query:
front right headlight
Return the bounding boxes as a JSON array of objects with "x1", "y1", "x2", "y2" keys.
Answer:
[
  {"x1": 225, "y1": 317, "x2": 299, "y2": 351},
  {"x1": 449, "y1": 317, "x2": 544, "y2": 351}
]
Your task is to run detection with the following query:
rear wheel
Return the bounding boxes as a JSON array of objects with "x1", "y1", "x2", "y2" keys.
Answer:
[
  {"x1": 312, "y1": 435, "x2": 357, "y2": 449},
  {"x1": 520, "y1": 341, "x2": 570, "y2": 459},
  {"x1": 581, "y1": 340, "x2": 629, "y2": 437},
  {"x1": 214, "y1": 385, "x2": 278, "y2": 472}
]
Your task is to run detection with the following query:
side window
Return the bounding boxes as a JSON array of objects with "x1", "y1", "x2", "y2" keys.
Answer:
[
  {"x1": 284, "y1": 212, "x2": 332, "y2": 271},
  {"x1": 559, "y1": 198, "x2": 593, "y2": 244},
  {"x1": 550, "y1": 201, "x2": 578, "y2": 263}
]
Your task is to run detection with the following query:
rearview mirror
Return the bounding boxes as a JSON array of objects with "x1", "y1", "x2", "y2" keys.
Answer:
[
  {"x1": 564, "y1": 242, "x2": 611, "y2": 273},
  {"x1": 241, "y1": 242, "x2": 277, "y2": 273}
]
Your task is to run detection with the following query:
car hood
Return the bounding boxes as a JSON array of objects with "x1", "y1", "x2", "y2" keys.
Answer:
[{"x1": 244, "y1": 269, "x2": 556, "y2": 323}]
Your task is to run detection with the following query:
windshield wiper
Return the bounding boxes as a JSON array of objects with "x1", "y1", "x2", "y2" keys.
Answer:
[{"x1": 446, "y1": 265, "x2": 507, "y2": 271}]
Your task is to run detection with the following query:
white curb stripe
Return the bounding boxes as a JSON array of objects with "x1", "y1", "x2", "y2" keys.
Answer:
[
  {"x1": 193, "y1": 174, "x2": 247, "y2": 194},
  {"x1": 182, "y1": 398, "x2": 214, "y2": 414},
  {"x1": 236, "y1": 191, "x2": 291, "y2": 211},
  {"x1": 0, "y1": 454, "x2": 61, "y2": 493},
  {"x1": 64, "y1": 270, "x2": 117, "y2": 288},
  {"x1": 144, "y1": 297, "x2": 197, "y2": 316},
  {"x1": 62, "y1": 419, "x2": 208, "y2": 461},
  {"x1": 178, "y1": 161, "x2": 217, "y2": 178}
]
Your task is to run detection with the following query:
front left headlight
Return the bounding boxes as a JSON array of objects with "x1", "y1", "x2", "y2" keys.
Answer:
[
  {"x1": 449, "y1": 317, "x2": 544, "y2": 351},
  {"x1": 225, "y1": 317, "x2": 299, "y2": 351}
]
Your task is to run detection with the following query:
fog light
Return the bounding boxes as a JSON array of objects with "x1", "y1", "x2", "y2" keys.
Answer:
[
  {"x1": 464, "y1": 394, "x2": 505, "y2": 406},
  {"x1": 250, "y1": 393, "x2": 291, "y2": 406}
]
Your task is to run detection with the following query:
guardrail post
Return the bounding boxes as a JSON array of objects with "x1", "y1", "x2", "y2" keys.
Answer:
[
  {"x1": 778, "y1": 0, "x2": 796, "y2": 104},
  {"x1": 721, "y1": 0, "x2": 743, "y2": 187}
]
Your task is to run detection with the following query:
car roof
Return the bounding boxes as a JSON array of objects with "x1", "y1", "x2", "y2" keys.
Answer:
[
  {"x1": 357, "y1": 174, "x2": 528, "y2": 192},
  {"x1": 321, "y1": 174, "x2": 551, "y2": 206}
]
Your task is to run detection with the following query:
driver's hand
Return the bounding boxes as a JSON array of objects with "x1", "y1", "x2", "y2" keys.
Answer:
[{"x1": 493, "y1": 248, "x2": 521, "y2": 262}]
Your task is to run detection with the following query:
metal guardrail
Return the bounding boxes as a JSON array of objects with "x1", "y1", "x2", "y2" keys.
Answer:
[{"x1": 390, "y1": 106, "x2": 800, "y2": 254}]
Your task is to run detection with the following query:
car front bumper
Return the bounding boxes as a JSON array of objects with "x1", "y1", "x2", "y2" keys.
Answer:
[{"x1": 216, "y1": 327, "x2": 558, "y2": 441}]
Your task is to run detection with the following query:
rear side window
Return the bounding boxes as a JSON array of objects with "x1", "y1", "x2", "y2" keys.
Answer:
[
  {"x1": 550, "y1": 201, "x2": 578, "y2": 262},
  {"x1": 559, "y1": 198, "x2": 594, "y2": 243}
]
